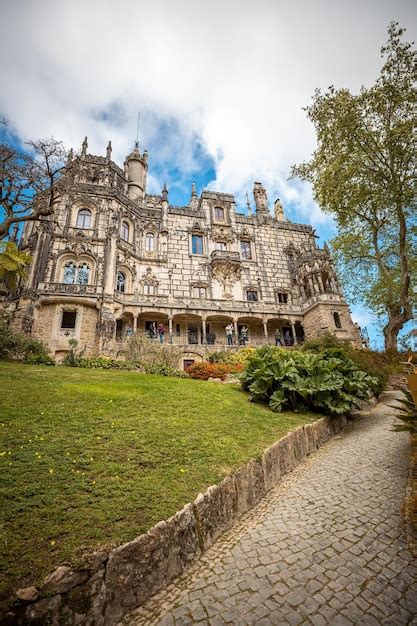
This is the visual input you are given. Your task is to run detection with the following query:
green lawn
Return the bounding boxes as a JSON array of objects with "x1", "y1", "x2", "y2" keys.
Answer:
[{"x1": 0, "y1": 362, "x2": 318, "y2": 604}]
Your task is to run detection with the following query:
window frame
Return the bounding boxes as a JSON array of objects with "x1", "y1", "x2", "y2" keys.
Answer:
[
  {"x1": 144, "y1": 283, "x2": 156, "y2": 296},
  {"x1": 76, "y1": 209, "x2": 92, "y2": 229},
  {"x1": 214, "y1": 206, "x2": 225, "y2": 222},
  {"x1": 215, "y1": 241, "x2": 227, "y2": 252},
  {"x1": 246, "y1": 290, "x2": 258, "y2": 302},
  {"x1": 61, "y1": 310, "x2": 77, "y2": 329},
  {"x1": 240, "y1": 240, "x2": 252, "y2": 260},
  {"x1": 276, "y1": 292, "x2": 289, "y2": 304},
  {"x1": 120, "y1": 221, "x2": 130, "y2": 242},
  {"x1": 116, "y1": 271, "x2": 126, "y2": 293},
  {"x1": 145, "y1": 232, "x2": 155, "y2": 253},
  {"x1": 333, "y1": 312, "x2": 342, "y2": 329},
  {"x1": 191, "y1": 233, "x2": 204, "y2": 256}
]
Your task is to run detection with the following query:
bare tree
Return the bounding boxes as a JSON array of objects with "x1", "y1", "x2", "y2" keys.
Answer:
[{"x1": 0, "y1": 126, "x2": 67, "y2": 241}]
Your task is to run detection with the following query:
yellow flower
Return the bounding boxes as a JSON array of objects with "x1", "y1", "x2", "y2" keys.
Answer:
[
  {"x1": 49, "y1": 469, "x2": 54, "y2": 475},
  {"x1": 50, "y1": 540, "x2": 56, "y2": 546}
]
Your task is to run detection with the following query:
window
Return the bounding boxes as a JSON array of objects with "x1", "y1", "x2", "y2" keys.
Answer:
[
  {"x1": 214, "y1": 207, "x2": 224, "y2": 221},
  {"x1": 145, "y1": 233, "x2": 155, "y2": 253},
  {"x1": 63, "y1": 261, "x2": 77, "y2": 284},
  {"x1": 76, "y1": 209, "x2": 91, "y2": 229},
  {"x1": 116, "y1": 271, "x2": 126, "y2": 293},
  {"x1": 183, "y1": 359, "x2": 195, "y2": 370},
  {"x1": 215, "y1": 241, "x2": 227, "y2": 252},
  {"x1": 276, "y1": 292, "x2": 289, "y2": 304},
  {"x1": 191, "y1": 234, "x2": 203, "y2": 255},
  {"x1": 333, "y1": 312, "x2": 342, "y2": 329},
  {"x1": 120, "y1": 221, "x2": 129, "y2": 242},
  {"x1": 63, "y1": 260, "x2": 90, "y2": 285},
  {"x1": 246, "y1": 290, "x2": 258, "y2": 302},
  {"x1": 144, "y1": 283, "x2": 155, "y2": 295},
  {"x1": 61, "y1": 311, "x2": 76, "y2": 329},
  {"x1": 76, "y1": 262, "x2": 90, "y2": 285},
  {"x1": 193, "y1": 286, "x2": 206, "y2": 298},
  {"x1": 241, "y1": 240, "x2": 252, "y2": 259}
]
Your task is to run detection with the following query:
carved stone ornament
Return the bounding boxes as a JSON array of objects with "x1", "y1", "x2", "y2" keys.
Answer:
[
  {"x1": 139, "y1": 267, "x2": 159, "y2": 286},
  {"x1": 211, "y1": 260, "x2": 241, "y2": 300},
  {"x1": 211, "y1": 225, "x2": 235, "y2": 243}
]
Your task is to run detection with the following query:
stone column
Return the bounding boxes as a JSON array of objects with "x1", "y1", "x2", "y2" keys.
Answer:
[
  {"x1": 291, "y1": 322, "x2": 298, "y2": 345},
  {"x1": 168, "y1": 317, "x2": 173, "y2": 344},
  {"x1": 202, "y1": 318, "x2": 207, "y2": 344},
  {"x1": 233, "y1": 320, "x2": 238, "y2": 345},
  {"x1": 104, "y1": 233, "x2": 118, "y2": 296},
  {"x1": 308, "y1": 276, "x2": 315, "y2": 297},
  {"x1": 316, "y1": 273, "x2": 324, "y2": 293},
  {"x1": 133, "y1": 315, "x2": 138, "y2": 333},
  {"x1": 263, "y1": 321, "x2": 268, "y2": 344}
]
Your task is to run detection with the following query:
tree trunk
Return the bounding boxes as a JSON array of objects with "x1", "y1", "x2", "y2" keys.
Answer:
[{"x1": 383, "y1": 304, "x2": 412, "y2": 351}]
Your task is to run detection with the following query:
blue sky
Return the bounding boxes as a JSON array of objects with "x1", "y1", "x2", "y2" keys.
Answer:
[{"x1": 1, "y1": 0, "x2": 416, "y2": 348}]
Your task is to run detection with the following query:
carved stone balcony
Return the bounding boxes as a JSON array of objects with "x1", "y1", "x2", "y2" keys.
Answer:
[
  {"x1": 210, "y1": 250, "x2": 241, "y2": 265},
  {"x1": 38, "y1": 282, "x2": 102, "y2": 296}
]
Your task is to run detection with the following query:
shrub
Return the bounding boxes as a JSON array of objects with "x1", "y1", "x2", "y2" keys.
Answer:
[
  {"x1": 122, "y1": 332, "x2": 182, "y2": 370},
  {"x1": 187, "y1": 362, "x2": 235, "y2": 381},
  {"x1": 77, "y1": 356, "x2": 138, "y2": 370},
  {"x1": 389, "y1": 385, "x2": 417, "y2": 433},
  {"x1": 207, "y1": 347, "x2": 256, "y2": 366},
  {"x1": 0, "y1": 322, "x2": 54, "y2": 364},
  {"x1": 142, "y1": 363, "x2": 188, "y2": 377},
  {"x1": 61, "y1": 338, "x2": 86, "y2": 367},
  {"x1": 241, "y1": 348, "x2": 378, "y2": 415}
]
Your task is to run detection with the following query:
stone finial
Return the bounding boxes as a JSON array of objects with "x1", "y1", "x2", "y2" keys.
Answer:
[
  {"x1": 274, "y1": 198, "x2": 284, "y2": 221},
  {"x1": 253, "y1": 182, "x2": 268, "y2": 213},
  {"x1": 191, "y1": 181, "x2": 197, "y2": 197},
  {"x1": 106, "y1": 141, "x2": 112, "y2": 160},
  {"x1": 189, "y1": 181, "x2": 198, "y2": 209},
  {"x1": 142, "y1": 149, "x2": 148, "y2": 163},
  {"x1": 81, "y1": 136, "x2": 88, "y2": 157},
  {"x1": 246, "y1": 191, "x2": 252, "y2": 217},
  {"x1": 162, "y1": 182, "x2": 168, "y2": 201},
  {"x1": 66, "y1": 148, "x2": 73, "y2": 167}
]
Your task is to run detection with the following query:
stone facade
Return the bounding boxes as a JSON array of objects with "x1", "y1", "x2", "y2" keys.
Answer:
[{"x1": 3, "y1": 138, "x2": 361, "y2": 363}]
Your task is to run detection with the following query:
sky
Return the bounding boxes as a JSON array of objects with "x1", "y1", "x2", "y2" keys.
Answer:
[{"x1": 1, "y1": 0, "x2": 416, "y2": 348}]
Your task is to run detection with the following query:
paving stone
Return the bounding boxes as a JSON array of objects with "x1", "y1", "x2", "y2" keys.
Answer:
[{"x1": 124, "y1": 393, "x2": 414, "y2": 626}]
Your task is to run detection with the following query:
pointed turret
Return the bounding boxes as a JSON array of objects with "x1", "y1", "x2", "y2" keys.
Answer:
[
  {"x1": 274, "y1": 198, "x2": 284, "y2": 221},
  {"x1": 106, "y1": 141, "x2": 112, "y2": 160},
  {"x1": 189, "y1": 181, "x2": 198, "y2": 209},
  {"x1": 246, "y1": 191, "x2": 252, "y2": 217},
  {"x1": 124, "y1": 143, "x2": 148, "y2": 201},
  {"x1": 81, "y1": 136, "x2": 88, "y2": 158},
  {"x1": 253, "y1": 182, "x2": 268, "y2": 213}
]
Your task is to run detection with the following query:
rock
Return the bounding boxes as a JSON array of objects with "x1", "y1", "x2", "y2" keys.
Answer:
[
  {"x1": 16, "y1": 586, "x2": 39, "y2": 602},
  {"x1": 25, "y1": 595, "x2": 63, "y2": 624},
  {"x1": 43, "y1": 564, "x2": 89, "y2": 595}
]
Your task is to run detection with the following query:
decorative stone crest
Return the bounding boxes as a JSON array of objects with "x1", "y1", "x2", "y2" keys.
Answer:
[{"x1": 211, "y1": 259, "x2": 241, "y2": 299}]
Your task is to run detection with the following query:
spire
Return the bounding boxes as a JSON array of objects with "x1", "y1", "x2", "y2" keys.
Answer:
[
  {"x1": 162, "y1": 182, "x2": 168, "y2": 201},
  {"x1": 273, "y1": 198, "x2": 284, "y2": 221},
  {"x1": 191, "y1": 181, "x2": 197, "y2": 198},
  {"x1": 66, "y1": 148, "x2": 73, "y2": 167},
  {"x1": 246, "y1": 191, "x2": 252, "y2": 217},
  {"x1": 189, "y1": 181, "x2": 198, "y2": 209},
  {"x1": 81, "y1": 136, "x2": 88, "y2": 157},
  {"x1": 106, "y1": 141, "x2": 112, "y2": 160}
]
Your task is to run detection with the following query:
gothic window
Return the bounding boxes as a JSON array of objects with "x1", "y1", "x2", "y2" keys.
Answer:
[
  {"x1": 121, "y1": 221, "x2": 130, "y2": 242},
  {"x1": 76, "y1": 209, "x2": 92, "y2": 229},
  {"x1": 61, "y1": 311, "x2": 77, "y2": 329},
  {"x1": 215, "y1": 241, "x2": 227, "y2": 251},
  {"x1": 246, "y1": 290, "x2": 258, "y2": 302},
  {"x1": 192, "y1": 286, "x2": 206, "y2": 298},
  {"x1": 63, "y1": 261, "x2": 77, "y2": 284},
  {"x1": 116, "y1": 271, "x2": 126, "y2": 293},
  {"x1": 144, "y1": 283, "x2": 156, "y2": 295},
  {"x1": 333, "y1": 312, "x2": 342, "y2": 329},
  {"x1": 76, "y1": 263, "x2": 90, "y2": 285},
  {"x1": 241, "y1": 240, "x2": 252, "y2": 259},
  {"x1": 214, "y1": 207, "x2": 224, "y2": 221},
  {"x1": 191, "y1": 234, "x2": 203, "y2": 255},
  {"x1": 276, "y1": 292, "x2": 289, "y2": 304},
  {"x1": 145, "y1": 233, "x2": 155, "y2": 253}
]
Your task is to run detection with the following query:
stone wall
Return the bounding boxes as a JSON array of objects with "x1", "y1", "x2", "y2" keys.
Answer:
[{"x1": 7, "y1": 411, "x2": 351, "y2": 625}]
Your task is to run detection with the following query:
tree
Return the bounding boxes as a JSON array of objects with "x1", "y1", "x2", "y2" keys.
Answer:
[
  {"x1": 0, "y1": 123, "x2": 67, "y2": 241},
  {"x1": 0, "y1": 241, "x2": 31, "y2": 290},
  {"x1": 292, "y1": 23, "x2": 416, "y2": 350}
]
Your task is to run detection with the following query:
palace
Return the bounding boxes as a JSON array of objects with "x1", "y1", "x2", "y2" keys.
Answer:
[{"x1": 4, "y1": 138, "x2": 361, "y2": 366}]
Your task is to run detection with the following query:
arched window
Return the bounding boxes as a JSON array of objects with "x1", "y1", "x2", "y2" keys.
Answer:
[
  {"x1": 76, "y1": 209, "x2": 92, "y2": 229},
  {"x1": 145, "y1": 233, "x2": 155, "y2": 253},
  {"x1": 215, "y1": 241, "x2": 227, "y2": 251},
  {"x1": 333, "y1": 312, "x2": 342, "y2": 329},
  {"x1": 116, "y1": 271, "x2": 126, "y2": 293},
  {"x1": 63, "y1": 261, "x2": 77, "y2": 284},
  {"x1": 77, "y1": 262, "x2": 90, "y2": 285},
  {"x1": 120, "y1": 221, "x2": 129, "y2": 242}
]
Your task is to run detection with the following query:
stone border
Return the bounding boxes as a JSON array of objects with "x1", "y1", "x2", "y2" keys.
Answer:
[
  {"x1": 404, "y1": 433, "x2": 417, "y2": 558},
  {"x1": 6, "y1": 407, "x2": 371, "y2": 625}
]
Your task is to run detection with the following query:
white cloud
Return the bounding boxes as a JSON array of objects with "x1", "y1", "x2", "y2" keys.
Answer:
[{"x1": 1, "y1": 0, "x2": 416, "y2": 228}]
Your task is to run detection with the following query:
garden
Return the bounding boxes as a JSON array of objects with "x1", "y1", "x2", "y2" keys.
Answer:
[{"x1": 0, "y1": 323, "x2": 413, "y2": 610}]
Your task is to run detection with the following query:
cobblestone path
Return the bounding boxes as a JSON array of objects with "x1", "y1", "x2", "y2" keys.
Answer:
[{"x1": 125, "y1": 392, "x2": 416, "y2": 625}]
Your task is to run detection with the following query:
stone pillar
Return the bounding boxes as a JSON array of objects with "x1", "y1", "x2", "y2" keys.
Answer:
[
  {"x1": 316, "y1": 273, "x2": 324, "y2": 293},
  {"x1": 133, "y1": 315, "x2": 138, "y2": 333},
  {"x1": 202, "y1": 318, "x2": 207, "y2": 344},
  {"x1": 263, "y1": 321, "x2": 268, "y2": 343},
  {"x1": 104, "y1": 233, "x2": 118, "y2": 296},
  {"x1": 308, "y1": 276, "x2": 315, "y2": 297},
  {"x1": 168, "y1": 317, "x2": 173, "y2": 344},
  {"x1": 291, "y1": 322, "x2": 298, "y2": 345},
  {"x1": 233, "y1": 320, "x2": 238, "y2": 344}
]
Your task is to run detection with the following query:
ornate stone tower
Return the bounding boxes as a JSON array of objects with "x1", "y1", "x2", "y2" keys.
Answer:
[{"x1": 124, "y1": 143, "x2": 148, "y2": 201}]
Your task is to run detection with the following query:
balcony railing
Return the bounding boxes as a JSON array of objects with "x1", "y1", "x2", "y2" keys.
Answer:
[
  {"x1": 210, "y1": 250, "x2": 241, "y2": 264},
  {"x1": 38, "y1": 282, "x2": 101, "y2": 296}
]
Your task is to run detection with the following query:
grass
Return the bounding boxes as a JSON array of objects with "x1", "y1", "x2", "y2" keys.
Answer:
[{"x1": 0, "y1": 362, "x2": 319, "y2": 605}]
